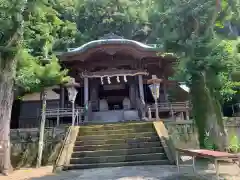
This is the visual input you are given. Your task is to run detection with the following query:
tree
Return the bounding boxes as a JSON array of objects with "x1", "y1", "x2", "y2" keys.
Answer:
[
  {"x1": 0, "y1": 0, "x2": 28, "y2": 174},
  {"x1": 73, "y1": 0, "x2": 152, "y2": 43},
  {"x1": 146, "y1": 0, "x2": 240, "y2": 149},
  {"x1": 0, "y1": 0, "x2": 74, "y2": 174},
  {"x1": 16, "y1": 50, "x2": 69, "y2": 168}
]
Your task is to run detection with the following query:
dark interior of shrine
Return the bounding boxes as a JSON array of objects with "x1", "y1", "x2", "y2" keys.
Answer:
[{"x1": 99, "y1": 84, "x2": 129, "y2": 110}]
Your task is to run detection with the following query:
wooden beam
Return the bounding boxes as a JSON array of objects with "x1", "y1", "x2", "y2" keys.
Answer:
[{"x1": 81, "y1": 69, "x2": 148, "y2": 78}]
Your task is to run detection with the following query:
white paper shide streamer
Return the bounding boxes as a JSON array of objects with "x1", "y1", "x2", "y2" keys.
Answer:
[{"x1": 124, "y1": 75, "x2": 127, "y2": 82}]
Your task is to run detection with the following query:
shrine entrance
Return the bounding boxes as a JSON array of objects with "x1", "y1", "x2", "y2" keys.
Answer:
[
  {"x1": 86, "y1": 74, "x2": 144, "y2": 123},
  {"x1": 99, "y1": 84, "x2": 129, "y2": 110}
]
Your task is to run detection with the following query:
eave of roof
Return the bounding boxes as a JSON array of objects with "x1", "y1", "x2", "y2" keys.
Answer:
[{"x1": 62, "y1": 39, "x2": 160, "y2": 56}]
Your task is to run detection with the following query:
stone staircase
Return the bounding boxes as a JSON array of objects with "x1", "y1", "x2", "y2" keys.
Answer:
[{"x1": 64, "y1": 122, "x2": 171, "y2": 170}]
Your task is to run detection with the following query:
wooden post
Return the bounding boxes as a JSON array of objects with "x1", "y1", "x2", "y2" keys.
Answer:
[
  {"x1": 84, "y1": 78, "x2": 89, "y2": 122},
  {"x1": 163, "y1": 82, "x2": 168, "y2": 102},
  {"x1": 71, "y1": 101, "x2": 75, "y2": 126},
  {"x1": 170, "y1": 104, "x2": 174, "y2": 120},
  {"x1": 56, "y1": 108, "x2": 60, "y2": 126},
  {"x1": 155, "y1": 98, "x2": 159, "y2": 120},
  {"x1": 129, "y1": 84, "x2": 136, "y2": 108},
  {"x1": 60, "y1": 86, "x2": 65, "y2": 108},
  {"x1": 181, "y1": 112, "x2": 184, "y2": 120},
  {"x1": 138, "y1": 75, "x2": 145, "y2": 120},
  {"x1": 148, "y1": 107, "x2": 152, "y2": 120},
  {"x1": 37, "y1": 90, "x2": 47, "y2": 168},
  {"x1": 138, "y1": 75, "x2": 145, "y2": 101},
  {"x1": 186, "y1": 111, "x2": 190, "y2": 120}
]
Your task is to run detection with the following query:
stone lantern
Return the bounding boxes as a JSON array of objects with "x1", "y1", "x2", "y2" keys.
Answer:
[
  {"x1": 147, "y1": 75, "x2": 162, "y2": 120},
  {"x1": 65, "y1": 78, "x2": 80, "y2": 126}
]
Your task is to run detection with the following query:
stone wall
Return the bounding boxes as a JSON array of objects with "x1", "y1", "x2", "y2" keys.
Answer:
[
  {"x1": 164, "y1": 119, "x2": 240, "y2": 149},
  {"x1": 165, "y1": 121, "x2": 199, "y2": 149},
  {"x1": 10, "y1": 127, "x2": 67, "y2": 168}
]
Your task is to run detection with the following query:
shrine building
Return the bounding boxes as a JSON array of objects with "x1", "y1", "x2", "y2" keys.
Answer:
[{"x1": 14, "y1": 34, "x2": 190, "y2": 128}]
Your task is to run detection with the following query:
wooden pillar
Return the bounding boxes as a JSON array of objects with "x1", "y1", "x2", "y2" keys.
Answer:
[
  {"x1": 148, "y1": 107, "x2": 152, "y2": 120},
  {"x1": 84, "y1": 78, "x2": 89, "y2": 104},
  {"x1": 129, "y1": 84, "x2": 136, "y2": 108},
  {"x1": 84, "y1": 77, "x2": 89, "y2": 122},
  {"x1": 181, "y1": 112, "x2": 184, "y2": 120},
  {"x1": 90, "y1": 85, "x2": 98, "y2": 111},
  {"x1": 138, "y1": 75, "x2": 146, "y2": 120},
  {"x1": 60, "y1": 85, "x2": 65, "y2": 108},
  {"x1": 163, "y1": 82, "x2": 168, "y2": 102},
  {"x1": 186, "y1": 110, "x2": 190, "y2": 120},
  {"x1": 138, "y1": 75, "x2": 145, "y2": 101}
]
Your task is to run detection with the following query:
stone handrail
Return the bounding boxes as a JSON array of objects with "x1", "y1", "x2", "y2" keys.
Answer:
[
  {"x1": 153, "y1": 121, "x2": 176, "y2": 164},
  {"x1": 53, "y1": 126, "x2": 79, "y2": 172}
]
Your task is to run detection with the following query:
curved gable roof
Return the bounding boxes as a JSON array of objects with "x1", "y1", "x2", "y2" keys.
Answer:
[
  {"x1": 59, "y1": 37, "x2": 168, "y2": 62},
  {"x1": 68, "y1": 39, "x2": 157, "y2": 53}
]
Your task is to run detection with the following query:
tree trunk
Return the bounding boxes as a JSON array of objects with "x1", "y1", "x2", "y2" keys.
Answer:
[
  {"x1": 204, "y1": 72, "x2": 228, "y2": 150},
  {"x1": 190, "y1": 74, "x2": 208, "y2": 148},
  {"x1": 36, "y1": 90, "x2": 47, "y2": 168},
  {"x1": 0, "y1": 76, "x2": 14, "y2": 175},
  {"x1": 0, "y1": 0, "x2": 27, "y2": 174},
  {"x1": 191, "y1": 73, "x2": 228, "y2": 151}
]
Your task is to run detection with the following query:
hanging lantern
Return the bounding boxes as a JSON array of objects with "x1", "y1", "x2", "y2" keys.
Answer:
[
  {"x1": 124, "y1": 75, "x2": 127, "y2": 82},
  {"x1": 148, "y1": 84, "x2": 160, "y2": 100},
  {"x1": 117, "y1": 76, "x2": 120, "y2": 83},
  {"x1": 101, "y1": 77, "x2": 104, "y2": 85}
]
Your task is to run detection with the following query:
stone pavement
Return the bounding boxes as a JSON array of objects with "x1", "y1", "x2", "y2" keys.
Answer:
[
  {"x1": 26, "y1": 165, "x2": 203, "y2": 180},
  {"x1": 1, "y1": 162, "x2": 240, "y2": 180},
  {"x1": 27, "y1": 164, "x2": 240, "y2": 180}
]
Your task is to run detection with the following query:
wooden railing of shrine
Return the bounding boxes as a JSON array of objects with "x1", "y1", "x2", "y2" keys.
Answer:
[
  {"x1": 147, "y1": 101, "x2": 190, "y2": 121},
  {"x1": 148, "y1": 101, "x2": 190, "y2": 112},
  {"x1": 39, "y1": 107, "x2": 85, "y2": 126},
  {"x1": 44, "y1": 108, "x2": 84, "y2": 117}
]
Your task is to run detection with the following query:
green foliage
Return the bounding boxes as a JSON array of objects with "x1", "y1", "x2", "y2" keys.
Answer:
[
  {"x1": 16, "y1": 49, "x2": 69, "y2": 93},
  {"x1": 228, "y1": 134, "x2": 240, "y2": 153},
  {"x1": 23, "y1": 0, "x2": 78, "y2": 54},
  {"x1": 145, "y1": 0, "x2": 239, "y2": 149},
  {"x1": 73, "y1": 0, "x2": 153, "y2": 43},
  {"x1": 0, "y1": 0, "x2": 26, "y2": 72},
  {"x1": 0, "y1": 0, "x2": 74, "y2": 94}
]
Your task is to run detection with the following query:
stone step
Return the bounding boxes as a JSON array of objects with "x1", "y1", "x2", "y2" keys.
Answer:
[
  {"x1": 78, "y1": 127, "x2": 154, "y2": 135},
  {"x1": 70, "y1": 152, "x2": 167, "y2": 164},
  {"x1": 72, "y1": 147, "x2": 165, "y2": 158},
  {"x1": 77, "y1": 132, "x2": 157, "y2": 141},
  {"x1": 75, "y1": 136, "x2": 160, "y2": 146},
  {"x1": 73, "y1": 142, "x2": 161, "y2": 151},
  {"x1": 62, "y1": 122, "x2": 171, "y2": 171},
  {"x1": 79, "y1": 122, "x2": 153, "y2": 130},
  {"x1": 65, "y1": 159, "x2": 170, "y2": 170}
]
